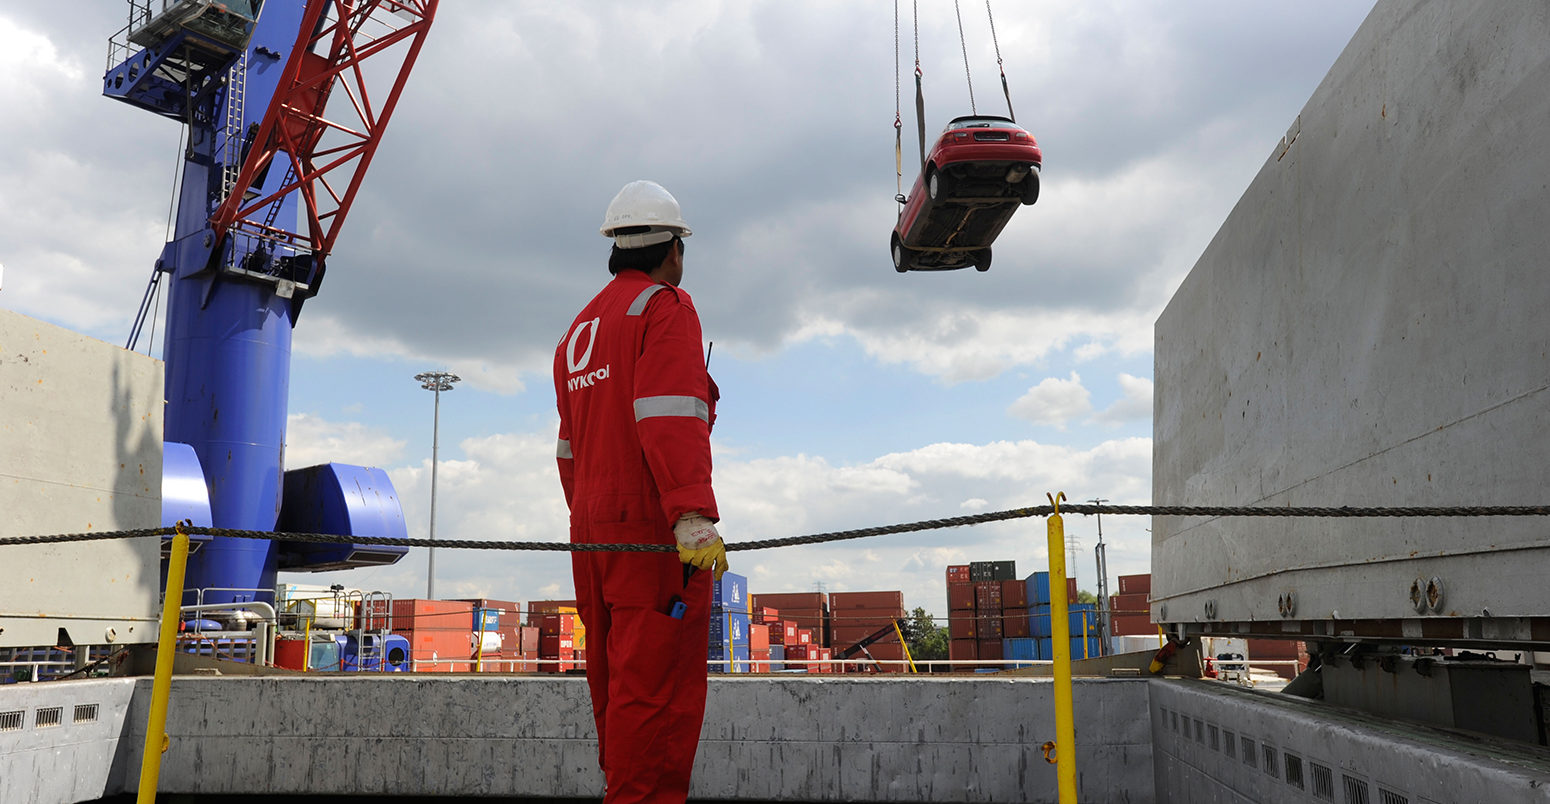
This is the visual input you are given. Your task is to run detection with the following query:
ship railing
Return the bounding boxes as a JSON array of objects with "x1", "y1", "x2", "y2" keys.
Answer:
[{"x1": 178, "y1": 600, "x2": 277, "y2": 667}]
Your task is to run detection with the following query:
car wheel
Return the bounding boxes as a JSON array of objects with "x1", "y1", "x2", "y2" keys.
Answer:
[
  {"x1": 928, "y1": 166, "x2": 951, "y2": 201},
  {"x1": 973, "y1": 248, "x2": 992, "y2": 272},
  {"x1": 892, "y1": 236, "x2": 911, "y2": 273},
  {"x1": 1019, "y1": 172, "x2": 1040, "y2": 205}
]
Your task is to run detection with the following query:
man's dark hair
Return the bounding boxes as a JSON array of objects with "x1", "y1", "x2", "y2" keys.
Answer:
[{"x1": 608, "y1": 235, "x2": 682, "y2": 275}]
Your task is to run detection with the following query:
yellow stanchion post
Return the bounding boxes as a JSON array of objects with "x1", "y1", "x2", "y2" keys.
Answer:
[
  {"x1": 138, "y1": 519, "x2": 191, "y2": 804},
  {"x1": 1047, "y1": 492, "x2": 1078, "y2": 803},
  {"x1": 892, "y1": 620, "x2": 918, "y2": 673}
]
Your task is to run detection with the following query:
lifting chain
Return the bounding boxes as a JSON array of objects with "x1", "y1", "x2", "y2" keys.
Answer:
[
  {"x1": 953, "y1": 0, "x2": 976, "y2": 115},
  {"x1": 985, "y1": 0, "x2": 1014, "y2": 122}
]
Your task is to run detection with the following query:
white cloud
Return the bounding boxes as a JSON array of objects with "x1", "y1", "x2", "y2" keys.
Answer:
[
  {"x1": 284, "y1": 413, "x2": 407, "y2": 470},
  {"x1": 1094, "y1": 373, "x2": 1154, "y2": 425},
  {"x1": 1008, "y1": 372, "x2": 1093, "y2": 429}
]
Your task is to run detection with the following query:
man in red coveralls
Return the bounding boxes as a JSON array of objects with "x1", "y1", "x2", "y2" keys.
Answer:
[{"x1": 554, "y1": 180, "x2": 729, "y2": 803}]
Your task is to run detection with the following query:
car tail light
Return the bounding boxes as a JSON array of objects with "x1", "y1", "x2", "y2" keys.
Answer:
[
  {"x1": 954, "y1": 132, "x2": 969, "y2": 140},
  {"x1": 1014, "y1": 132, "x2": 1030, "y2": 140}
]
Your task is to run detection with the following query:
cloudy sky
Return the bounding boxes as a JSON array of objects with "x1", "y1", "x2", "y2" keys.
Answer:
[{"x1": 0, "y1": 1, "x2": 1375, "y2": 616}]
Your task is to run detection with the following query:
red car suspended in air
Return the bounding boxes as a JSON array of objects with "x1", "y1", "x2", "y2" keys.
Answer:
[{"x1": 892, "y1": 115, "x2": 1042, "y2": 272}]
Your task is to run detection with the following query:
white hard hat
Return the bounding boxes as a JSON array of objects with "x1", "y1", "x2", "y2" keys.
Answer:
[{"x1": 600, "y1": 180, "x2": 692, "y2": 248}]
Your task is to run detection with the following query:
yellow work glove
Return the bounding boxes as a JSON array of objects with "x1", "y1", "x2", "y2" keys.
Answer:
[{"x1": 673, "y1": 513, "x2": 729, "y2": 580}]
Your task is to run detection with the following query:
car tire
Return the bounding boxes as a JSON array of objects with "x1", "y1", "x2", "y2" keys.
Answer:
[
  {"x1": 928, "y1": 166, "x2": 952, "y2": 201},
  {"x1": 973, "y1": 248, "x2": 992, "y2": 272},
  {"x1": 892, "y1": 235, "x2": 912, "y2": 273},
  {"x1": 1019, "y1": 172, "x2": 1041, "y2": 206}
]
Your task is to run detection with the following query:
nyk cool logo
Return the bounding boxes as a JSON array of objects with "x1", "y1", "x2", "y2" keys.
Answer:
[{"x1": 566, "y1": 317, "x2": 610, "y2": 391}]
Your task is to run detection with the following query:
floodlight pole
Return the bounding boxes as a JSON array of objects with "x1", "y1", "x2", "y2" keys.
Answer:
[
  {"x1": 415, "y1": 371, "x2": 460, "y2": 600},
  {"x1": 1091, "y1": 498, "x2": 1111, "y2": 654}
]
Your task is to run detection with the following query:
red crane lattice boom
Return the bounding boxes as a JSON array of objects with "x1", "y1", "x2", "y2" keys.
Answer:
[{"x1": 210, "y1": 0, "x2": 438, "y2": 269}]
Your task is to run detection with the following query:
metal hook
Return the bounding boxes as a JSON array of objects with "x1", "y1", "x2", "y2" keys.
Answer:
[
  {"x1": 1041, "y1": 740, "x2": 1058, "y2": 764},
  {"x1": 1047, "y1": 491, "x2": 1065, "y2": 514}
]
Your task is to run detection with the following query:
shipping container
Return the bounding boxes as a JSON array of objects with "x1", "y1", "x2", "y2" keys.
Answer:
[
  {"x1": 946, "y1": 611, "x2": 977, "y2": 640},
  {"x1": 536, "y1": 612, "x2": 577, "y2": 637},
  {"x1": 830, "y1": 624, "x2": 902, "y2": 647},
  {"x1": 754, "y1": 606, "x2": 780, "y2": 624},
  {"x1": 974, "y1": 581, "x2": 1003, "y2": 610},
  {"x1": 946, "y1": 564, "x2": 972, "y2": 583},
  {"x1": 768, "y1": 621, "x2": 786, "y2": 645},
  {"x1": 1110, "y1": 613, "x2": 1155, "y2": 636},
  {"x1": 1000, "y1": 579, "x2": 1028, "y2": 609},
  {"x1": 1029, "y1": 605, "x2": 1053, "y2": 638},
  {"x1": 1003, "y1": 612, "x2": 1030, "y2": 638},
  {"x1": 977, "y1": 638, "x2": 1004, "y2": 661},
  {"x1": 1070, "y1": 636, "x2": 1101, "y2": 659},
  {"x1": 712, "y1": 572, "x2": 750, "y2": 612},
  {"x1": 969, "y1": 561, "x2": 995, "y2": 581},
  {"x1": 991, "y1": 560, "x2": 1017, "y2": 580},
  {"x1": 947, "y1": 582, "x2": 976, "y2": 611},
  {"x1": 526, "y1": 599, "x2": 578, "y2": 627},
  {"x1": 386, "y1": 599, "x2": 474, "y2": 632},
  {"x1": 709, "y1": 609, "x2": 750, "y2": 646},
  {"x1": 1118, "y1": 573, "x2": 1152, "y2": 595},
  {"x1": 796, "y1": 628, "x2": 813, "y2": 645},
  {"x1": 1003, "y1": 637, "x2": 1038, "y2": 665},
  {"x1": 977, "y1": 613, "x2": 1004, "y2": 639},
  {"x1": 769, "y1": 644, "x2": 785, "y2": 672},
  {"x1": 1026, "y1": 573, "x2": 1051, "y2": 606},
  {"x1": 1110, "y1": 592, "x2": 1149, "y2": 614},
  {"x1": 815, "y1": 647, "x2": 833, "y2": 674},
  {"x1": 749, "y1": 623, "x2": 770, "y2": 651},
  {"x1": 749, "y1": 593, "x2": 828, "y2": 646},
  {"x1": 829, "y1": 591, "x2": 905, "y2": 611}
]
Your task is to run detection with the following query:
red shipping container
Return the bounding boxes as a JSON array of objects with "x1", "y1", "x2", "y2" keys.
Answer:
[
  {"x1": 829, "y1": 591, "x2": 905, "y2": 611},
  {"x1": 1246, "y1": 638, "x2": 1300, "y2": 660},
  {"x1": 768, "y1": 622, "x2": 786, "y2": 645},
  {"x1": 540, "y1": 633, "x2": 575, "y2": 653},
  {"x1": 1003, "y1": 613, "x2": 1030, "y2": 638},
  {"x1": 749, "y1": 623, "x2": 770, "y2": 651},
  {"x1": 830, "y1": 625, "x2": 899, "y2": 645},
  {"x1": 946, "y1": 564, "x2": 972, "y2": 583},
  {"x1": 387, "y1": 599, "x2": 474, "y2": 632},
  {"x1": 977, "y1": 639, "x2": 1004, "y2": 661},
  {"x1": 859, "y1": 641, "x2": 906, "y2": 672},
  {"x1": 1110, "y1": 593, "x2": 1149, "y2": 614},
  {"x1": 407, "y1": 628, "x2": 473, "y2": 672},
  {"x1": 754, "y1": 607, "x2": 780, "y2": 624},
  {"x1": 975, "y1": 581, "x2": 1003, "y2": 610},
  {"x1": 1000, "y1": 579, "x2": 1028, "y2": 609},
  {"x1": 1110, "y1": 613, "x2": 1155, "y2": 636},
  {"x1": 947, "y1": 582, "x2": 977, "y2": 612},
  {"x1": 797, "y1": 629, "x2": 813, "y2": 645},
  {"x1": 538, "y1": 648, "x2": 575, "y2": 673},
  {"x1": 815, "y1": 647, "x2": 833, "y2": 674},
  {"x1": 949, "y1": 638, "x2": 978, "y2": 671},
  {"x1": 977, "y1": 613, "x2": 1004, "y2": 639},
  {"x1": 1118, "y1": 574, "x2": 1152, "y2": 595},
  {"x1": 537, "y1": 612, "x2": 577, "y2": 636},
  {"x1": 526, "y1": 599, "x2": 578, "y2": 627},
  {"x1": 946, "y1": 611, "x2": 977, "y2": 640}
]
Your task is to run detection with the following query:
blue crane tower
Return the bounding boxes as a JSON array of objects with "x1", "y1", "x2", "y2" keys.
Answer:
[{"x1": 104, "y1": 0, "x2": 439, "y2": 607}]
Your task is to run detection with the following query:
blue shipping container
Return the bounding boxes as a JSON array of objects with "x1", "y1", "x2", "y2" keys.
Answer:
[
  {"x1": 474, "y1": 608, "x2": 500, "y2": 631},
  {"x1": 769, "y1": 644, "x2": 785, "y2": 672},
  {"x1": 707, "y1": 642, "x2": 750, "y2": 673},
  {"x1": 1037, "y1": 637, "x2": 1054, "y2": 659},
  {"x1": 1003, "y1": 637, "x2": 1038, "y2": 667},
  {"x1": 709, "y1": 609, "x2": 750, "y2": 646},
  {"x1": 1030, "y1": 604, "x2": 1053, "y2": 638},
  {"x1": 1070, "y1": 636, "x2": 1101, "y2": 659},
  {"x1": 1026, "y1": 572, "x2": 1051, "y2": 606},
  {"x1": 1069, "y1": 603, "x2": 1098, "y2": 634},
  {"x1": 713, "y1": 572, "x2": 750, "y2": 613}
]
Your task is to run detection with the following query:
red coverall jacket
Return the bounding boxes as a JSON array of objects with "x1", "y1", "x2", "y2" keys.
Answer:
[{"x1": 553, "y1": 269, "x2": 718, "y2": 803}]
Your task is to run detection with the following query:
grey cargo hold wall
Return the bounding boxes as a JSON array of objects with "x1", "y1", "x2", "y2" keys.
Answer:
[
  {"x1": 1151, "y1": 0, "x2": 1550, "y2": 642},
  {"x1": 0, "y1": 308, "x2": 163, "y2": 649}
]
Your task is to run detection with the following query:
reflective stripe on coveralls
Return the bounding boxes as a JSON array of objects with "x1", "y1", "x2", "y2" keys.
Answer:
[{"x1": 633, "y1": 395, "x2": 710, "y2": 422}]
